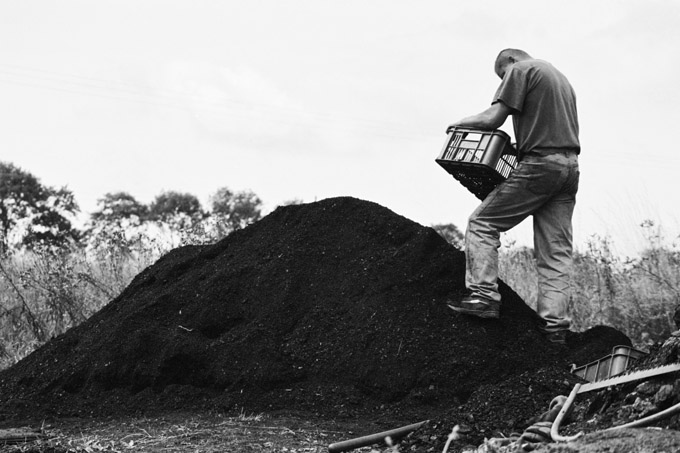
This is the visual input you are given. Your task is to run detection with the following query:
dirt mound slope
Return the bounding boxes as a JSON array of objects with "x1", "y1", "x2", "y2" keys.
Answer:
[{"x1": 0, "y1": 197, "x2": 628, "y2": 425}]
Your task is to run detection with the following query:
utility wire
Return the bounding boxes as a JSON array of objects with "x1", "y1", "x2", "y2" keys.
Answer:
[{"x1": 0, "y1": 63, "x2": 433, "y2": 141}]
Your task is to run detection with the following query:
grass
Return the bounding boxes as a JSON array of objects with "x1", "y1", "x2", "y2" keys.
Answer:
[
  {"x1": 0, "y1": 239, "x2": 165, "y2": 370},
  {"x1": 499, "y1": 222, "x2": 680, "y2": 348},
  {"x1": 0, "y1": 412, "x2": 345, "y2": 453}
]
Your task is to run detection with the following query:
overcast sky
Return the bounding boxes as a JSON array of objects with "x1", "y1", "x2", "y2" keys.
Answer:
[{"x1": 1, "y1": 1, "x2": 678, "y2": 256}]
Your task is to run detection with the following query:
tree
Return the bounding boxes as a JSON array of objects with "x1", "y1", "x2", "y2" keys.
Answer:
[
  {"x1": 85, "y1": 192, "x2": 149, "y2": 252},
  {"x1": 149, "y1": 191, "x2": 202, "y2": 220},
  {"x1": 0, "y1": 162, "x2": 79, "y2": 251},
  {"x1": 279, "y1": 198, "x2": 304, "y2": 207},
  {"x1": 431, "y1": 223, "x2": 464, "y2": 249},
  {"x1": 90, "y1": 192, "x2": 148, "y2": 223},
  {"x1": 148, "y1": 191, "x2": 206, "y2": 246},
  {"x1": 23, "y1": 187, "x2": 80, "y2": 248},
  {"x1": 210, "y1": 187, "x2": 262, "y2": 236}
]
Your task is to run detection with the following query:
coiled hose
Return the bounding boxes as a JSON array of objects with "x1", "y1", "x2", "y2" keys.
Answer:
[{"x1": 552, "y1": 382, "x2": 680, "y2": 442}]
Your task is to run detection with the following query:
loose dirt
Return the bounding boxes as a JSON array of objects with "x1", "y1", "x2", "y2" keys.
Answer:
[{"x1": 2, "y1": 196, "x2": 675, "y2": 452}]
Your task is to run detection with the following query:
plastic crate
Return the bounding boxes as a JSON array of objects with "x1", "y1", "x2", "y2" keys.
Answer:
[
  {"x1": 436, "y1": 127, "x2": 518, "y2": 200},
  {"x1": 571, "y1": 345, "x2": 647, "y2": 382}
]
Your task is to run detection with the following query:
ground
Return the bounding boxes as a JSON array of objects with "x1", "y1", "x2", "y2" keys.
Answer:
[
  {"x1": 1, "y1": 412, "x2": 366, "y2": 453},
  {"x1": 1, "y1": 197, "x2": 679, "y2": 452}
]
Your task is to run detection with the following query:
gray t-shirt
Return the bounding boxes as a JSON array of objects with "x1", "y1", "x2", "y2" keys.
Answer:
[{"x1": 493, "y1": 59, "x2": 580, "y2": 156}]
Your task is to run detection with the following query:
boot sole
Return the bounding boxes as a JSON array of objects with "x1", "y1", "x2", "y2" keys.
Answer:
[{"x1": 447, "y1": 304, "x2": 500, "y2": 319}]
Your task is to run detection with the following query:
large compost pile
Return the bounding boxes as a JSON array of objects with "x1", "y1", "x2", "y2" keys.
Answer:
[{"x1": 0, "y1": 197, "x2": 628, "y2": 436}]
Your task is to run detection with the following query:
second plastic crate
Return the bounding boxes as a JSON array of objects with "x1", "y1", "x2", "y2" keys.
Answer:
[{"x1": 571, "y1": 345, "x2": 647, "y2": 382}]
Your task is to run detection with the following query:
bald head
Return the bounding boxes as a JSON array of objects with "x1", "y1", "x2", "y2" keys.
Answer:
[{"x1": 494, "y1": 48, "x2": 532, "y2": 78}]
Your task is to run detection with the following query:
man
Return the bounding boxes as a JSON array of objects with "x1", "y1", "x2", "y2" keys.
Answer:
[{"x1": 446, "y1": 49, "x2": 580, "y2": 344}]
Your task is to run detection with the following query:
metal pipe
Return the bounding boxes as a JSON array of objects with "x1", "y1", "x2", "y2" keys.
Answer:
[
  {"x1": 550, "y1": 383, "x2": 584, "y2": 442},
  {"x1": 604, "y1": 400, "x2": 680, "y2": 431},
  {"x1": 327, "y1": 420, "x2": 428, "y2": 453},
  {"x1": 552, "y1": 384, "x2": 680, "y2": 442}
]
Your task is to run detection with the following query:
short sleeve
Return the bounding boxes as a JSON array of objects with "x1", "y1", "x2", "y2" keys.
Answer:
[{"x1": 492, "y1": 65, "x2": 527, "y2": 113}]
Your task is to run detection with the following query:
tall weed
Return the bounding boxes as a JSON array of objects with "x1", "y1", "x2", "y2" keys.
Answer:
[
  {"x1": 0, "y1": 236, "x2": 164, "y2": 370},
  {"x1": 500, "y1": 223, "x2": 680, "y2": 349}
]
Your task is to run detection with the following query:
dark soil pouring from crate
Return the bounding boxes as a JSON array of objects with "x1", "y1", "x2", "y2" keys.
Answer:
[{"x1": 0, "y1": 197, "x2": 638, "y2": 446}]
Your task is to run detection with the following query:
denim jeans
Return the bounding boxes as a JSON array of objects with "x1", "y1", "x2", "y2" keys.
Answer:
[{"x1": 464, "y1": 152, "x2": 580, "y2": 332}]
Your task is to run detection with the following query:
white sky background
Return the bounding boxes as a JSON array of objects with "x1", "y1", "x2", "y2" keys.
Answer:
[{"x1": 0, "y1": 0, "x2": 679, "y2": 256}]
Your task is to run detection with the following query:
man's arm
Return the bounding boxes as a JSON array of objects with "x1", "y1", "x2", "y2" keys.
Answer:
[{"x1": 446, "y1": 101, "x2": 513, "y2": 132}]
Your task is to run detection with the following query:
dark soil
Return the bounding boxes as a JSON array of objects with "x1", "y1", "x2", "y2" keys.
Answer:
[{"x1": 0, "y1": 197, "x2": 636, "y2": 450}]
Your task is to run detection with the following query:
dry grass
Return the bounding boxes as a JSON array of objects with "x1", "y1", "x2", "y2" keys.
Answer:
[
  {"x1": 0, "y1": 412, "x2": 351, "y2": 453},
  {"x1": 0, "y1": 241, "x2": 164, "y2": 370},
  {"x1": 500, "y1": 225, "x2": 680, "y2": 348}
]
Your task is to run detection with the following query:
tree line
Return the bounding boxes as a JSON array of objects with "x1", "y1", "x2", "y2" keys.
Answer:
[{"x1": 0, "y1": 161, "x2": 270, "y2": 252}]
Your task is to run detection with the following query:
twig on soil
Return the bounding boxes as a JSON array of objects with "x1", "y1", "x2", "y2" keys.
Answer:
[
  {"x1": 217, "y1": 421, "x2": 285, "y2": 430},
  {"x1": 118, "y1": 432, "x2": 149, "y2": 441}
]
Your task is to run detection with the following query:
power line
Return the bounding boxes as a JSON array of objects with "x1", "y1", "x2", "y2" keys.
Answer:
[{"x1": 0, "y1": 63, "x2": 434, "y2": 142}]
